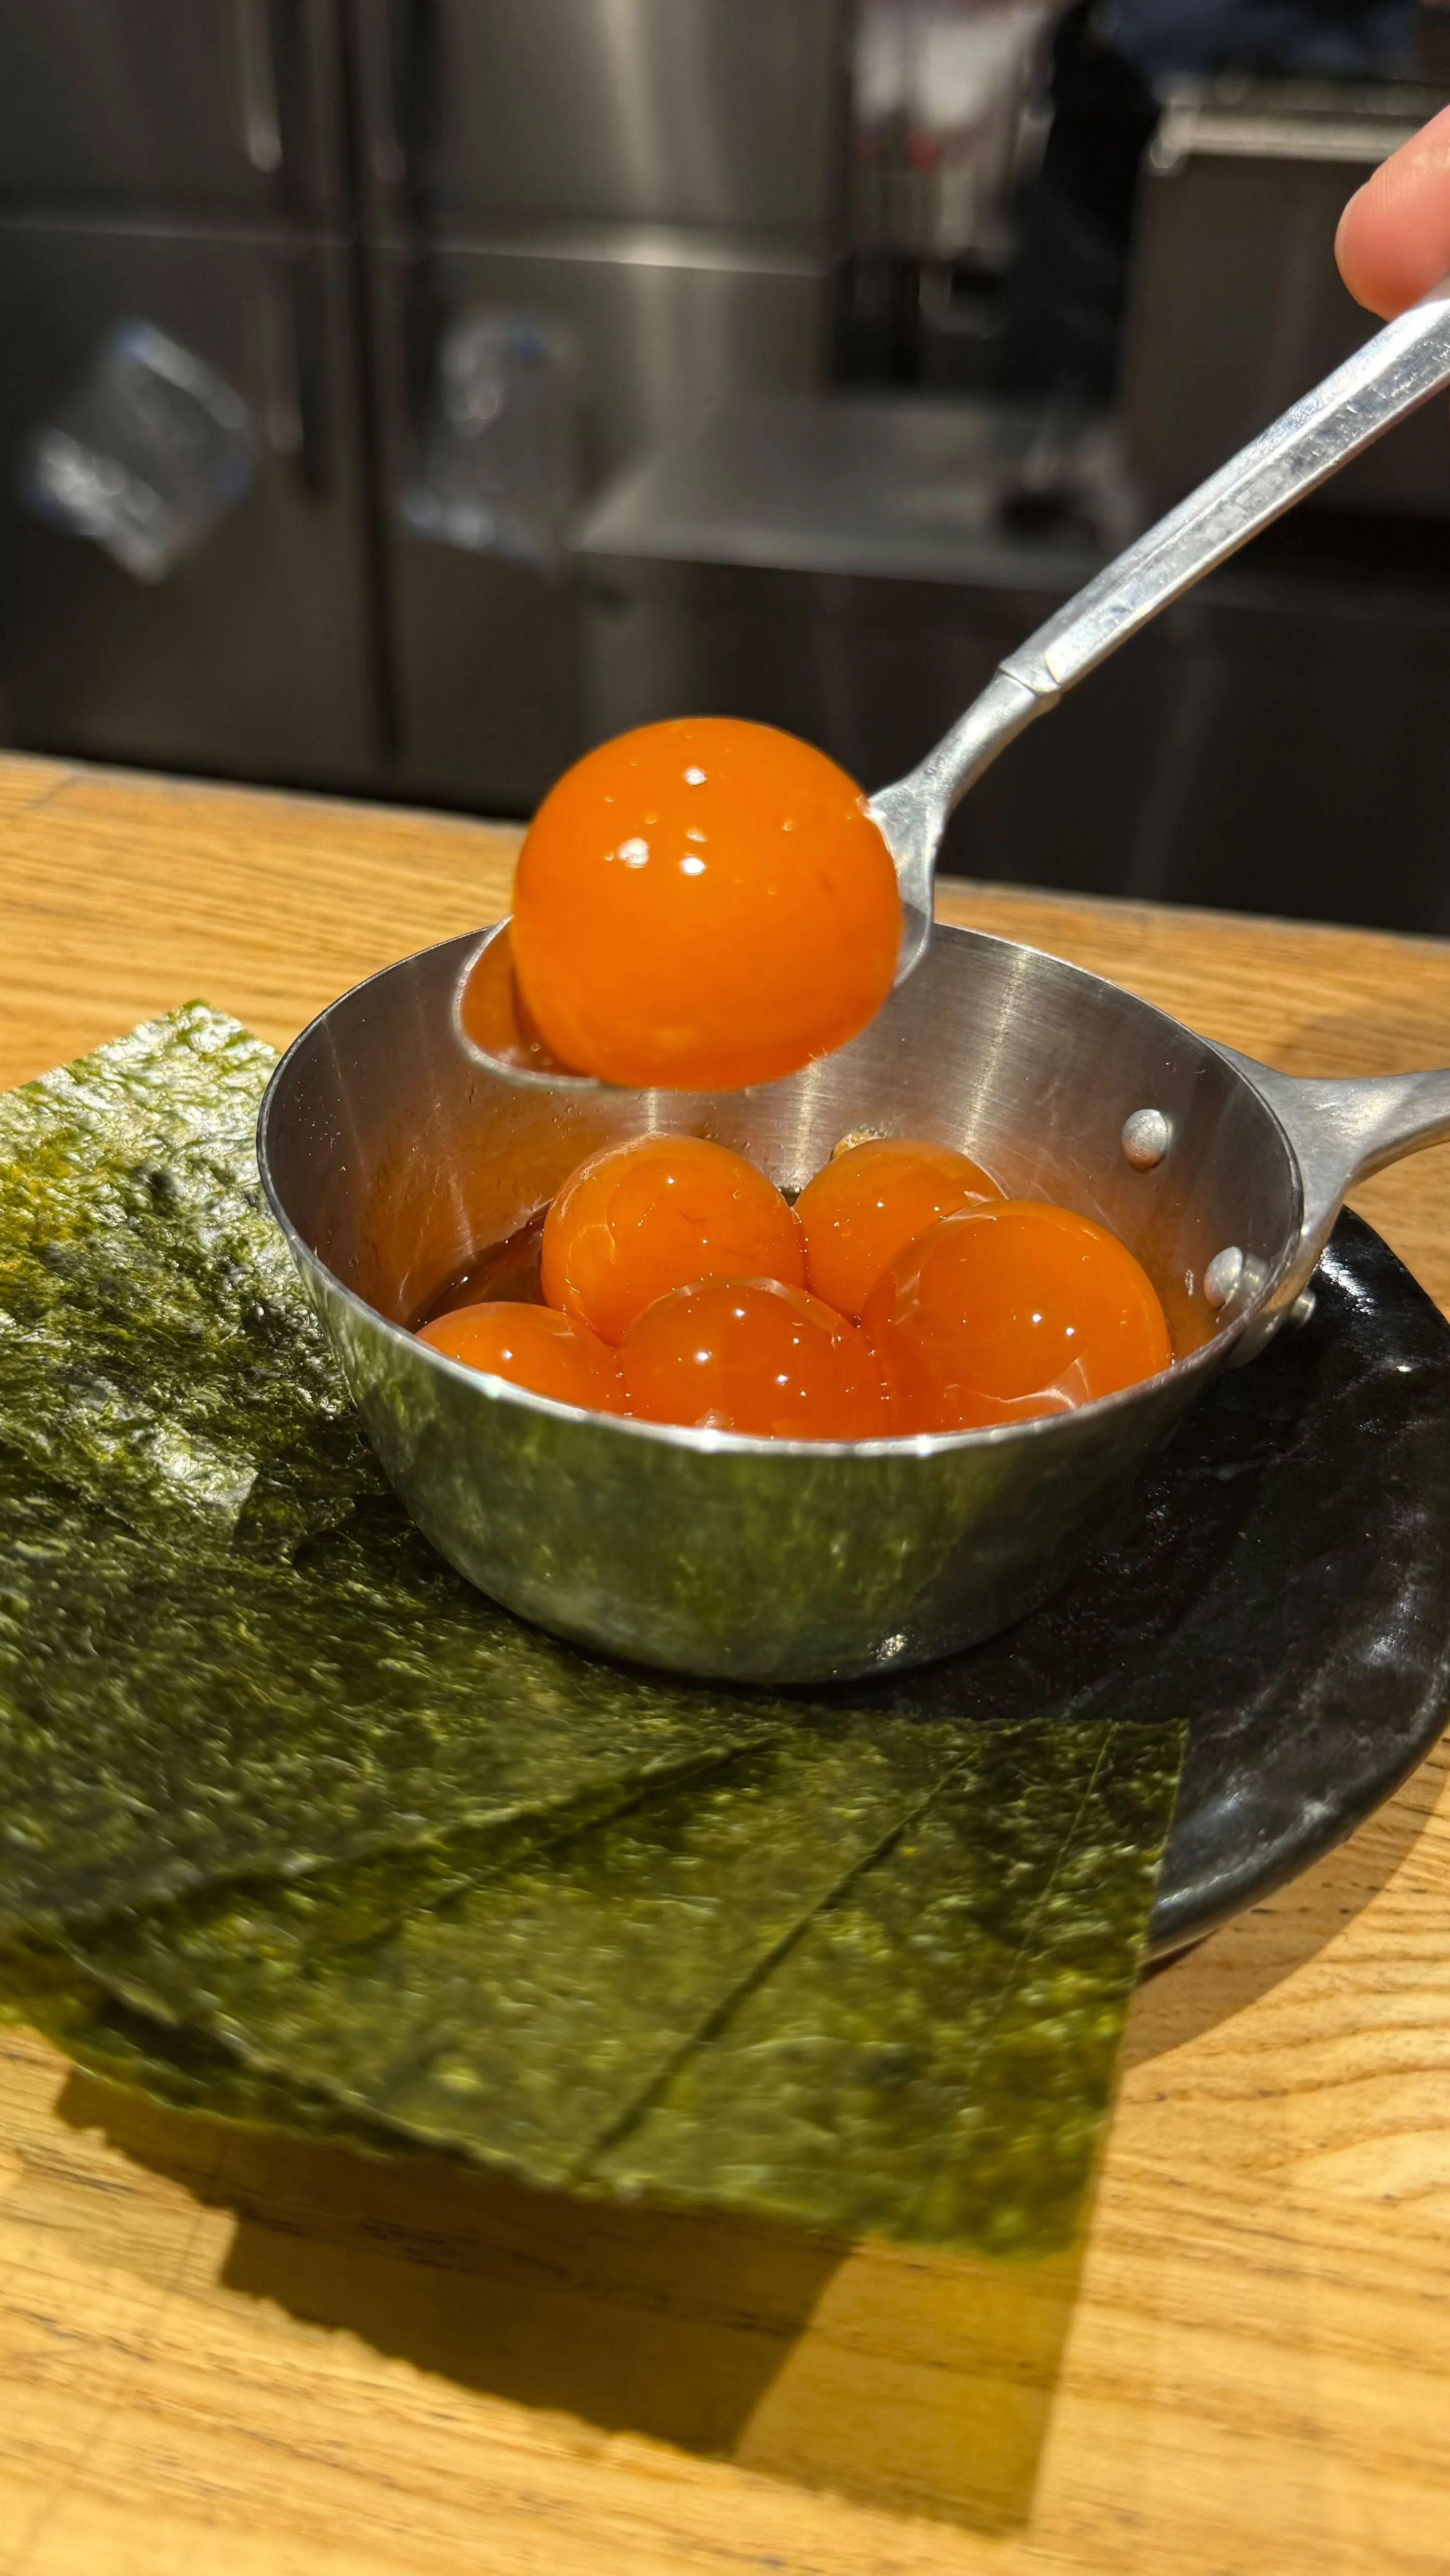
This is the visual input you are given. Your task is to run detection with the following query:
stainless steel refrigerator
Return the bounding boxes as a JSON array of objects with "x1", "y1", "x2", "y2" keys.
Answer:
[
  {"x1": 0, "y1": 0, "x2": 846, "y2": 805},
  {"x1": 356, "y1": 0, "x2": 846, "y2": 806},
  {"x1": 0, "y1": 0, "x2": 387, "y2": 787}
]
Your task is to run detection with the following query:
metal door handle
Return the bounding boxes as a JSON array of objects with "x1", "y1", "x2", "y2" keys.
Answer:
[
  {"x1": 359, "y1": 0, "x2": 404, "y2": 182},
  {"x1": 363, "y1": 0, "x2": 438, "y2": 199},
  {"x1": 291, "y1": 248, "x2": 331, "y2": 499},
  {"x1": 233, "y1": 0, "x2": 283, "y2": 174},
  {"x1": 260, "y1": 246, "x2": 331, "y2": 498}
]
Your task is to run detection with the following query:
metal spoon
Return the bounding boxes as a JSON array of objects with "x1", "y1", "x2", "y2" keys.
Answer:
[{"x1": 461, "y1": 278, "x2": 1450, "y2": 1088}]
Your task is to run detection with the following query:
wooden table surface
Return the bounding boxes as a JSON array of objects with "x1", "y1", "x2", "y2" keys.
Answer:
[{"x1": 3, "y1": 749, "x2": 1450, "y2": 2576}]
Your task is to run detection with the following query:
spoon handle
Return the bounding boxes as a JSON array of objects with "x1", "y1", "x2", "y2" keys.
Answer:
[{"x1": 895, "y1": 278, "x2": 1450, "y2": 835}]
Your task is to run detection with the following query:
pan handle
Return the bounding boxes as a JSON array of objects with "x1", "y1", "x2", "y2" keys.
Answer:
[{"x1": 1221, "y1": 1048, "x2": 1450, "y2": 1348}]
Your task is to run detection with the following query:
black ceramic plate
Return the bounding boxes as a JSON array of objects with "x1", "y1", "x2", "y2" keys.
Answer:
[{"x1": 842, "y1": 1209, "x2": 1450, "y2": 1957}]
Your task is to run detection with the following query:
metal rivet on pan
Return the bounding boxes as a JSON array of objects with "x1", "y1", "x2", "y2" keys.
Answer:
[
  {"x1": 1289, "y1": 1288, "x2": 1317, "y2": 1329},
  {"x1": 1204, "y1": 1246, "x2": 1246, "y2": 1311},
  {"x1": 1121, "y1": 1107, "x2": 1171, "y2": 1170}
]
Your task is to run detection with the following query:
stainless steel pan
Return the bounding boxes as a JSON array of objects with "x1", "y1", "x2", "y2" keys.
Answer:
[{"x1": 258, "y1": 921, "x2": 1450, "y2": 1684}]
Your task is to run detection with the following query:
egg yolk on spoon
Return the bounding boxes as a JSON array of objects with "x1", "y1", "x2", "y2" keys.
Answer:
[
  {"x1": 862, "y1": 1201, "x2": 1173, "y2": 1433},
  {"x1": 509, "y1": 716, "x2": 902, "y2": 1090}
]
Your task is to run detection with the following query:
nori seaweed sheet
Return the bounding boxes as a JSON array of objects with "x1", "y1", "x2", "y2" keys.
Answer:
[
  {"x1": 0, "y1": 1932, "x2": 413, "y2": 2154},
  {"x1": 50, "y1": 1714, "x2": 1183, "y2": 2254},
  {"x1": 58, "y1": 1717, "x2": 969, "y2": 2185},
  {"x1": 0, "y1": 1009, "x2": 1185, "y2": 2253},
  {"x1": 0, "y1": 1010, "x2": 784, "y2": 1928},
  {"x1": 593, "y1": 1722, "x2": 1177, "y2": 2250}
]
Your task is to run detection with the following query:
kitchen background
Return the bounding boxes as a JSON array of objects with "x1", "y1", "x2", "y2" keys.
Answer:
[{"x1": 2, "y1": 0, "x2": 1448, "y2": 929}]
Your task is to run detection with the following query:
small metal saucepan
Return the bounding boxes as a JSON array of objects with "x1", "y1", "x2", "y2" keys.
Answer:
[{"x1": 258, "y1": 923, "x2": 1450, "y2": 1685}]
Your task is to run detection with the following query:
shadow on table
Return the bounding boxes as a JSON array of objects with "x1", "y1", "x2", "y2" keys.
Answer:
[{"x1": 55, "y1": 2062, "x2": 1085, "y2": 2535}]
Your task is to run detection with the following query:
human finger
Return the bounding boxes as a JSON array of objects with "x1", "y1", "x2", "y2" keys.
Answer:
[{"x1": 1337, "y1": 107, "x2": 1450, "y2": 318}]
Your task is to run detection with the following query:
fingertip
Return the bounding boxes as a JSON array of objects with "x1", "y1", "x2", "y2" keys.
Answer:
[
  {"x1": 1335, "y1": 107, "x2": 1450, "y2": 319},
  {"x1": 1336, "y1": 179, "x2": 1394, "y2": 320}
]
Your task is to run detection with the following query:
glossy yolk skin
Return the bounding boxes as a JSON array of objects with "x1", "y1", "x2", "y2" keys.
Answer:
[
  {"x1": 796, "y1": 1136, "x2": 1002, "y2": 1320},
  {"x1": 620, "y1": 1278, "x2": 891, "y2": 1440},
  {"x1": 510, "y1": 716, "x2": 902, "y2": 1090},
  {"x1": 418, "y1": 1301, "x2": 624, "y2": 1414},
  {"x1": 861, "y1": 1201, "x2": 1173, "y2": 1434},
  {"x1": 540, "y1": 1133, "x2": 805, "y2": 1345}
]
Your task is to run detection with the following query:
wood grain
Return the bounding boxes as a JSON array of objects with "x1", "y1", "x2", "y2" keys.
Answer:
[{"x1": 2, "y1": 749, "x2": 1449, "y2": 2576}]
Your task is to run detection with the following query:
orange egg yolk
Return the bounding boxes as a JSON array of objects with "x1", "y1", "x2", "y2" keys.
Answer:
[
  {"x1": 796, "y1": 1136, "x2": 1003, "y2": 1320},
  {"x1": 619, "y1": 1278, "x2": 891, "y2": 1440},
  {"x1": 509, "y1": 716, "x2": 902, "y2": 1090},
  {"x1": 862, "y1": 1201, "x2": 1173, "y2": 1433},
  {"x1": 418, "y1": 1301, "x2": 624, "y2": 1413},
  {"x1": 540, "y1": 1133, "x2": 806, "y2": 1345}
]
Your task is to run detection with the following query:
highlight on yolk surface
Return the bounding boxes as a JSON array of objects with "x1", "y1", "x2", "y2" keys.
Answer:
[
  {"x1": 619, "y1": 1278, "x2": 891, "y2": 1440},
  {"x1": 509, "y1": 716, "x2": 902, "y2": 1090},
  {"x1": 540, "y1": 1133, "x2": 806, "y2": 1345},
  {"x1": 796, "y1": 1135, "x2": 1002, "y2": 1320},
  {"x1": 417, "y1": 1301, "x2": 624, "y2": 1413},
  {"x1": 861, "y1": 1201, "x2": 1173, "y2": 1434}
]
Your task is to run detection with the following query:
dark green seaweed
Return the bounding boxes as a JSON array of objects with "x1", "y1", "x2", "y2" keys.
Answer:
[
  {"x1": 0, "y1": 1007, "x2": 355, "y2": 1551},
  {"x1": 0, "y1": 1009, "x2": 1185, "y2": 2253},
  {"x1": 56, "y1": 1713, "x2": 1181, "y2": 2251},
  {"x1": 0, "y1": 1933, "x2": 424, "y2": 2157},
  {"x1": 60, "y1": 1715, "x2": 969, "y2": 2186},
  {"x1": 0, "y1": 1011, "x2": 786, "y2": 1928},
  {"x1": 592, "y1": 1721, "x2": 1180, "y2": 2251},
  {"x1": 0, "y1": 1450, "x2": 785, "y2": 1931}
]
